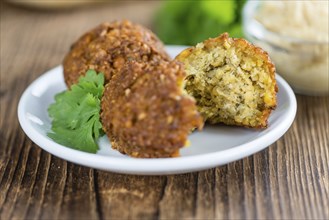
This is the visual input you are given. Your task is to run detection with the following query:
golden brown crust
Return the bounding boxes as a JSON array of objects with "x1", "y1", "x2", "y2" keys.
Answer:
[
  {"x1": 63, "y1": 20, "x2": 170, "y2": 87},
  {"x1": 176, "y1": 33, "x2": 278, "y2": 128},
  {"x1": 101, "y1": 60, "x2": 203, "y2": 158}
]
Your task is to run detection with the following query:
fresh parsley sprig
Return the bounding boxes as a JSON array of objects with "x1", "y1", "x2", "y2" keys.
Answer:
[{"x1": 48, "y1": 70, "x2": 105, "y2": 153}]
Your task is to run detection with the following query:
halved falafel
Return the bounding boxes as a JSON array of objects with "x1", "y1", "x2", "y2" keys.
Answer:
[
  {"x1": 63, "y1": 20, "x2": 170, "y2": 87},
  {"x1": 101, "y1": 60, "x2": 203, "y2": 158},
  {"x1": 176, "y1": 33, "x2": 277, "y2": 128}
]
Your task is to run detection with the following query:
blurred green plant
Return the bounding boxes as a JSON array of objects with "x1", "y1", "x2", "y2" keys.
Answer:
[{"x1": 154, "y1": 0, "x2": 246, "y2": 45}]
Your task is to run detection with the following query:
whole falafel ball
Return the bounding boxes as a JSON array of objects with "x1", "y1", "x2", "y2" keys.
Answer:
[
  {"x1": 101, "y1": 60, "x2": 203, "y2": 158},
  {"x1": 63, "y1": 20, "x2": 170, "y2": 87}
]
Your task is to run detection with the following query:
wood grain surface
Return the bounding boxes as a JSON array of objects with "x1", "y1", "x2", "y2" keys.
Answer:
[{"x1": 1, "y1": 2, "x2": 328, "y2": 219}]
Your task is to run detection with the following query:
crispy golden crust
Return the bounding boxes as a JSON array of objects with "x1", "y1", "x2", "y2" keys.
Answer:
[
  {"x1": 101, "y1": 61, "x2": 203, "y2": 158},
  {"x1": 63, "y1": 20, "x2": 170, "y2": 87},
  {"x1": 176, "y1": 33, "x2": 278, "y2": 128}
]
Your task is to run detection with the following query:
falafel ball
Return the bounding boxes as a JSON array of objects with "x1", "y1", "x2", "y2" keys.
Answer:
[
  {"x1": 176, "y1": 33, "x2": 277, "y2": 128},
  {"x1": 63, "y1": 20, "x2": 170, "y2": 87},
  {"x1": 101, "y1": 60, "x2": 203, "y2": 158}
]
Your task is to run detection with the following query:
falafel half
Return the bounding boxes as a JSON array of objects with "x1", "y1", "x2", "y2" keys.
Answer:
[
  {"x1": 63, "y1": 20, "x2": 170, "y2": 88},
  {"x1": 101, "y1": 60, "x2": 203, "y2": 158},
  {"x1": 176, "y1": 33, "x2": 277, "y2": 128}
]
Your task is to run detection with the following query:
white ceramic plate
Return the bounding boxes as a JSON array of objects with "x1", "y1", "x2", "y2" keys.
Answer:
[{"x1": 18, "y1": 46, "x2": 297, "y2": 175}]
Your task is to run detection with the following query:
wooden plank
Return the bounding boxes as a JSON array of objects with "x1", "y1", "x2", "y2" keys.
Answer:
[
  {"x1": 214, "y1": 166, "x2": 229, "y2": 219},
  {"x1": 271, "y1": 139, "x2": 293, "y2": 219},
  {"x1": 6, "y1": 144, "x2": 41, "y2": 220},
  {"x1": 0, "y1": 136, "x2": 31, "y2": 219},
  {"x1": 195, "y1": 169, "x2": 216, "y2": 219},
  {"x1": 38, "y1": 157, "x2": 67, "y2": 219},
  {"x1": 242, "y1": 156, "x2": 257, "y2": 219},
  {"x1": 96, "y1": 172, "x2": 166, "y2": 219},
  {"x1": 25, "y1": 151, "x2": 51, "y2": 219},
  {"x1": 253, "y1": 148, "x2": 274, "y2": 219},
  {"x1": 158, "y1": 174, "x2": 198, "y2": 219},
  {"x1": 59, "y1": 164, "x2": 99, "y2": 220}
]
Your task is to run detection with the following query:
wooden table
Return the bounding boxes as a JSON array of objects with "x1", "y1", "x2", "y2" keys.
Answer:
[{"x1": 1, "y1": 2, "x2": 328, "y2": 219}]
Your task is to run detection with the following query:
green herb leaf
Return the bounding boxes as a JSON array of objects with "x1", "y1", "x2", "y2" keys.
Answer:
[
  {"x1": 200, "y1": 1, "x2": 235, "y2": 24},
  {"x1": 154, "y1": 0, "x2": 246, "y2": 45},
  {"x1": 48, "y1": 70, "x2": 105, "y2": 153}
]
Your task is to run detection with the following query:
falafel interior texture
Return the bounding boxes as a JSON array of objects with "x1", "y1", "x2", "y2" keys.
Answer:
[
  {"x1": 101, "y1": 60, "x2": 203, "y2": 158},
  {"x1": 176, "y1": 33, "x2": 277, "y2": 128}
]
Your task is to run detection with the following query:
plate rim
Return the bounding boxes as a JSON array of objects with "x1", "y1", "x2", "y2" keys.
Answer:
[{"x1": 17, "y1": 47, "x2": 297, "y2": 175}]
